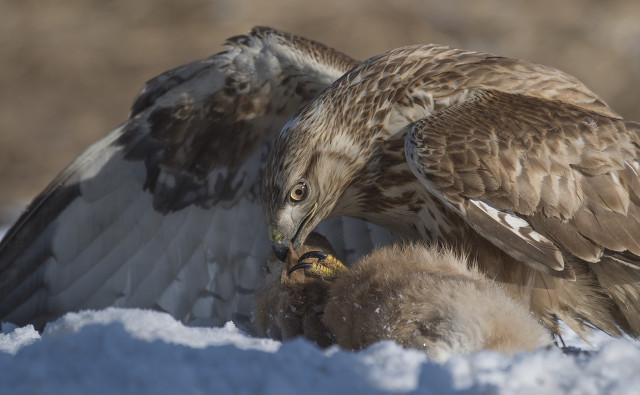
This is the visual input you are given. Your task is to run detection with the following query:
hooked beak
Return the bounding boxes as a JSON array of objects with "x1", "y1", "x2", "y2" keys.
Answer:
[
  {"x1": 272, "y1": 243, "x2": 289, "y2": 262},
  {"x1": 271, "y1": 203, "x2": 319, "y2": 262}
]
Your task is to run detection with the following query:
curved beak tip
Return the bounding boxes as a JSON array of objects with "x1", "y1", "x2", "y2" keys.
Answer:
[{"x1": 272, "y1": 243, "x2": 289, "y2": 262}]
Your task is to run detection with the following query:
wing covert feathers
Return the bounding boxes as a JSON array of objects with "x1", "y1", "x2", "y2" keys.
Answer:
[
  {"x1": 466, "y1": 199, "x2": 566, "y2": 275},
  {"x1": 406, "y1": 89, "x2": 640, "y2": 276}
]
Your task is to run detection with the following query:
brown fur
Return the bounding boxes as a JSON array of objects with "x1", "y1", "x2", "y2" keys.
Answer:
[
  {"x1": 254, "y1": 234, "x2": 336, "y2": 346},
  {"x1": 256, "y1": 237, "x2": 551, "y2": 359},
  {"x1": 324, "y1": 244, "x2": 551, "y2": 360}
]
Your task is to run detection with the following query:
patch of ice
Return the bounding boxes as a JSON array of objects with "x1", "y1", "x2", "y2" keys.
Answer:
[{"x1": 1, "y1": 308, "x2": 639, "y2": 395}]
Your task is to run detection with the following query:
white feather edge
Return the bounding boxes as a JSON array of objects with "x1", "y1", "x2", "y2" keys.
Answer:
[
  {"x1": 467, "y1": 199, "x2": 564, "y2": 271},
  {"x1": 469, "y1": 200, "x2": 549, "y2": 244}
]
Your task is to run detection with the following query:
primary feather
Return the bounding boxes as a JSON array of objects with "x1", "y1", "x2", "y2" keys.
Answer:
[{"x1": 0, "y1": 27, "x2": 395, "y2": 330}]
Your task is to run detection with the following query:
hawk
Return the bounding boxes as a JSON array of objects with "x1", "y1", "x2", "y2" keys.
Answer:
[
  {"x1": 0, "y1": 27, "x2": 395, "y2": 331},
  {"x1": 264, "y1": 43, "x2": 640, "y2": 338}
]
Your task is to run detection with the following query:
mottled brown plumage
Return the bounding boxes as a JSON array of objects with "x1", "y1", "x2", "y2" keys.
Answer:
[
  {"x1": 406, "y1": 90, "x2": 640, "y2": 270},
  {"x1": 266, "y1": 43, "x2": 640, "y2": 338}
]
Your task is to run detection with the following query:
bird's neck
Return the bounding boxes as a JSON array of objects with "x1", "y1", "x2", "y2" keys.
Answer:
[
  {"x1": 318, "y1": 66, "x2": 442, "y2": 236},
  {"x1": 327, "y1": 131, "x2": 456, "y2": 242}
]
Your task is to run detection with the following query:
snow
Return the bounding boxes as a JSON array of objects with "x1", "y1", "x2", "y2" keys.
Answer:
[
  {"x1": 0, "y1": 323, "x2": 39, "y2": 354},
  {"x1": 1, "y1": 308, "x2": 639, "y2": 395},
  {"x1": 558, "y1": 322, "x2": 634, "y2": 351},
  {"x1": 0, "y1": 220, "x2": 638, "y2": 394}
]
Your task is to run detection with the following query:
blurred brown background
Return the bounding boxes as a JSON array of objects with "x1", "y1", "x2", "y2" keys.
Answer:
[{"x1": 1, "y1": 0, "x2": 640, "y2": 218}]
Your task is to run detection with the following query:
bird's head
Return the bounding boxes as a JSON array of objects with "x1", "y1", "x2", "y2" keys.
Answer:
[{"x1": 263, "y1": 102, "x2": 370, "y2": 261}]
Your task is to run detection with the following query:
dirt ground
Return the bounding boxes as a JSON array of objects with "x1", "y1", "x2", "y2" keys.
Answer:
[{"x1": 1, "y1": 0, "x2": 639, "y2": 214}]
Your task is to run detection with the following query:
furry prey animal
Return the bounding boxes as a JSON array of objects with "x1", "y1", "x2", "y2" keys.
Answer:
[
  {"x1": 255, "y1": 233, "x2": 336, "y2": 347},
  {"x1": 256, "y1": 234, "x2": 551, "y2": 360}
]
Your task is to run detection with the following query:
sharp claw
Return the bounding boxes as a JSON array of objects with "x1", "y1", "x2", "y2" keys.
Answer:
[
  {"x1": 288, "y1": 262, "x2": 312, "y2": 276},
  {"x1": 298, "y1": 251, "x2": 328, "y2": 262},
  {"x1": 288, "y1": 250, "x2": 347, "y2": 280}
]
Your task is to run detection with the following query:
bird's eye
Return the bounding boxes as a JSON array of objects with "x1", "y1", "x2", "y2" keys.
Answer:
[{"x1": 289, "y1": 181, "x2": 308, "y2": 203}]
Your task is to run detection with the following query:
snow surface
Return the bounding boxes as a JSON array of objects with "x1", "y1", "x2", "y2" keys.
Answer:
[
  {"x1": 1, "y1": 308, "x2": 639, "y2": 395},
  {"x1": 0, "y1": 221, "x2": 638, "y2": 394}
]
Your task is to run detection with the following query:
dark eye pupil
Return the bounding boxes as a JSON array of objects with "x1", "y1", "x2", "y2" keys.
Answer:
[{"x1": 290, "y1": 182, "x2": 307, "y2": 202}]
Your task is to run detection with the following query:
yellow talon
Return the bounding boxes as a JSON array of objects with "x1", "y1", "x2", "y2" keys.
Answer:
[{"x1": 289, "y1": 251, "x2": 348, "y2": 280}]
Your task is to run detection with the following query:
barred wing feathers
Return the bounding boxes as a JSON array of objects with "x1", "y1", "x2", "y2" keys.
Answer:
[
  {"x1": 0, "y1": 27, "x2": 394, "y2": 330},
  {"x1": 405, "y1": 89, "x2": 640, "y2": 334}
]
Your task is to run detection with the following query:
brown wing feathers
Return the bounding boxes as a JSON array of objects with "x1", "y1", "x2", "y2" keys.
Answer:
[{"x1": 407, "y1": 89, "x2": 640, "y2": 272}]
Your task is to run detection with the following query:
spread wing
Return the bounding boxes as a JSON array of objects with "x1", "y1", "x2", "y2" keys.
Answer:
[
  {"x1": 0, "y1": 27, "x2": 395, "y2": 331},
  {"x1": 405, "y1": 89, "x2": 640, "y2": 277}
]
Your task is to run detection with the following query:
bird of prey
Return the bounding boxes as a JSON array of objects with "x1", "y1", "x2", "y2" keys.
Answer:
[
  {"x1": 264, "y1": 43, "x2": 640, "y2": 338},
  {"x1": 257, "y1": 236, "x2": 551, "y2": 360},
  {"x1": 0, "y1": 27, "x2": 396, "y2": 331}
]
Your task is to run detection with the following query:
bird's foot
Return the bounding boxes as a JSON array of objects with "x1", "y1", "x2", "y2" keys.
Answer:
[{"x1": 288, "y1": 251, "x2": 348, "y2": 280}]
